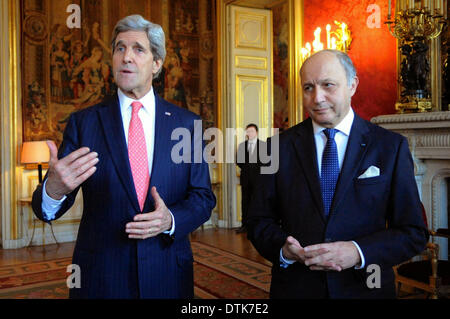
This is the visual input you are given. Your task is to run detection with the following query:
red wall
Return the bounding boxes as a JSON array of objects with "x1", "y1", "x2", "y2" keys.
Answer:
[{"x1": 303, "y1": 0, "x2": 398, "y2": 121}]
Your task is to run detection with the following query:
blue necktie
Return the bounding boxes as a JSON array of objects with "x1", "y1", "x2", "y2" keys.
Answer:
[{"x1": 320, "y1": 128, "x2": 339, "y2": 217}]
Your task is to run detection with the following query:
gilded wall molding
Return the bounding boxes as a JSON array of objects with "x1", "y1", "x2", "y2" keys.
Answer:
[
  {"x1": 289, "y1": 0, "x2": 303, "y2": 125},
  {"x1": 1, "y1": 0, "x2": 22, "y2": 247}
]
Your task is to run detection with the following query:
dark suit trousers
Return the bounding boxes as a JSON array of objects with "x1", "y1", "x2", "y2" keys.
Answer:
[{"x1": 241, "y1": 180, "x2": 254, "y2": 226}]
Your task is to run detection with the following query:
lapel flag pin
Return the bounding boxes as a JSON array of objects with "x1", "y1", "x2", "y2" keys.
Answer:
[{"x1": 165, "y1": 112, "x2": 171, "y2": 116}]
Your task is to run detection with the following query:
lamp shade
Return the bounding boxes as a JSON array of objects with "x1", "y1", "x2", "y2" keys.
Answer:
[{"x1": 21, "y1": 141, "x2": 50, "y2": 164}]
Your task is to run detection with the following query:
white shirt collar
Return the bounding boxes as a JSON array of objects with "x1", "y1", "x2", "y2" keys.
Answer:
[
  {"x1": 312, "y1": 107, "x2": 354, "y2": 137},
  {"x1": 118, "y1": 87, "x2": 155, "y2": 114}
]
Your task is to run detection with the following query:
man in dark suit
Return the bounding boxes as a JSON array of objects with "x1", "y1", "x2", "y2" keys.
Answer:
[
  {"x1": 31, "y1": 15, "x2": 215, "y2": 298},
  {"x1": 247, "y1": 50, "x2": 428, "y2": 298},
  {"x1": 236, "y1": 124, "x2": 265, "y2": 233}
]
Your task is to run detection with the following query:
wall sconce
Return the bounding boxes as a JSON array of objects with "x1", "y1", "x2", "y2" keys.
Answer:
[
  {"x1": 301, "y1": 21, "x2": 352, "y2": 62},
  {"x1": 21, "y1": 141, "x2": 50, "y2": 184},
  {"x1": 385, "y1": 0, "x2": 447, "y2": 113}
]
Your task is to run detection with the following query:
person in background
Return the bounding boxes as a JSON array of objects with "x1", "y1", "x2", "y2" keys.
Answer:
[{"x1": 236, "y1": 123, "x2": 265, "y2": 234}]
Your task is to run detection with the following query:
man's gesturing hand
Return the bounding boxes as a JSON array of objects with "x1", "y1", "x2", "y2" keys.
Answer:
[
  {"x1": 125, "y1": 187, "x2": 173, "y2": 240},
  {"x1": 45, "y1": 140, "x2": 99, "y2": 200}
]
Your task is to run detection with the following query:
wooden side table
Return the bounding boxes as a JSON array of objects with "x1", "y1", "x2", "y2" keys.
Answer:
[{"x1": 19, "y1": 197, "x2": 58, "y2": 246}]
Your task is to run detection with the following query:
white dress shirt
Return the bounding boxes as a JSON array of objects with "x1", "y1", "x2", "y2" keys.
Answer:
[
  {"x1": 247, "y1": 137, "x2": 257, "y2": 154},
  {"x1": 41, "y1": 87, "x2": 175, "y2": 235},
  {"x1": 280, "y1": 108, "x2": 365, "y2": 269}
]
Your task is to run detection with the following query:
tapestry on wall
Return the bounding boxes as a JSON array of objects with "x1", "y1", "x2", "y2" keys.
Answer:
[{"x1": 21, "y1": 0, "x2": 216, "y2": 146}]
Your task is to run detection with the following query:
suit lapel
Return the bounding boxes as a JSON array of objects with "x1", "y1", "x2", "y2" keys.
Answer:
[
  {"x1": 292, "y1": 119, "x2": 326, "y2": 223},
  {"x1": 329, "y1": 114, "x2": 371, "y2": 218},
  {"x1": 97, "y1": 95, "x2": 140, "y2": 213},
  {"x1": 143, "y1": 93, "x2": 172, "y2": 212}
]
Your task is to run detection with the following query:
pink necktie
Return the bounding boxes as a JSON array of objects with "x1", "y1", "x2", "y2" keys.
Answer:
[{"x1": 128, "y1": 101, "x2": 149, "y2": 211}]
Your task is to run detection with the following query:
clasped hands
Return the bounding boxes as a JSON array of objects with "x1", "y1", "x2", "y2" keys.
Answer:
[
  {"x1": 282, "y1": 236, "x2": 361, "y2": 271},
  {"x1": 44, "y1": 141, "x2": 172, "y2": 240}
]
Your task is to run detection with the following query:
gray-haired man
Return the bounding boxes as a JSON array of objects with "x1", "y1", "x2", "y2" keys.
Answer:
[
  {"x1": 32, "y1": 14, "x2": 215, "y2": 298},
  {"x1": 247, "y1": 50, "x2": 428, "y2": 298}
]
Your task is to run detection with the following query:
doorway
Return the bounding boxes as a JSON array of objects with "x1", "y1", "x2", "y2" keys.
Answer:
[{"x1": 215, "y1": 0, "x2": 303, "y2": 228}]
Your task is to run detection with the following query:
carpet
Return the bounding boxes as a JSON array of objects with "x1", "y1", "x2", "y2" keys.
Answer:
[
  {"x1": 0, "y1": 242, "x2": 270, "y2": 299},
  {"x1": 0, "y1": 258, "x2": 71, "y2": 298},
  {"x1": 191, "y1": 241, "x2": 270, "y2": 299}
]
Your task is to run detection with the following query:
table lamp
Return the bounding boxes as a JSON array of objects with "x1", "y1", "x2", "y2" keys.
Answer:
[{"x1": 21, "y1": 141, "x2": 50, "y2": 184}]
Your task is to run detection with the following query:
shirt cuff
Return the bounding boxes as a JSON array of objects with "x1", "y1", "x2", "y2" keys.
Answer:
[
  {"x1": 163, "y1": 210, "x2": 175, "y2": 236},
  {"x1": 351, "y1": 240, "x2": 366, "y2": 269},
  {"x1": 279, "y1": 248, "x2": 296, "y2": 268},
  {"x1": 41, "y1": 179, "x2": 66, "y2": 221}
]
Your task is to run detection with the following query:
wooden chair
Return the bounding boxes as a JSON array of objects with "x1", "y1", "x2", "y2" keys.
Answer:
[{"x1": 394, "y1": 205, "x2": 450, "y2": 299}]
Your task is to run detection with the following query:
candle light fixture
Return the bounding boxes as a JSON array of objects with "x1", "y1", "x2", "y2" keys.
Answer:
[{"x1": 300, "y1": 21, "x2": 352, "y2": 62}]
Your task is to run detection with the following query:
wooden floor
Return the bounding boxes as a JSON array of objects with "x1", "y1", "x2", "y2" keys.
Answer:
[
  {"x1": 191, "y1": 228, "x2": 271, "y2": 266},
  {"x1": 0, "y1": 228, "x2": 270, "y2": 267}
]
